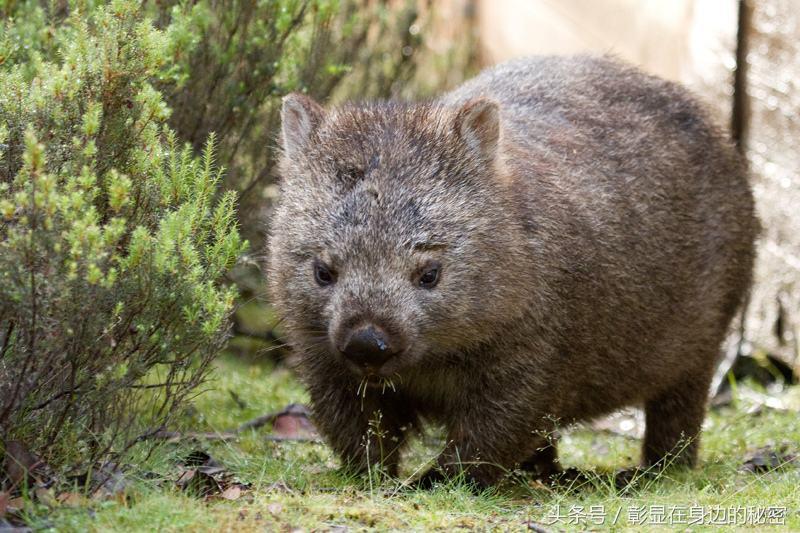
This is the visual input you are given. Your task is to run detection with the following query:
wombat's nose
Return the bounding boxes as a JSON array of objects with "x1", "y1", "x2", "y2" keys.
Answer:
[{"x1": 341, "y1": 325, "x2": 395, "y2": 369}]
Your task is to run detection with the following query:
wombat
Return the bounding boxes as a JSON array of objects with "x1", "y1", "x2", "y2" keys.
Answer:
[{"x1": 267, "y1": 55, "x2": 758, "y2": 488}]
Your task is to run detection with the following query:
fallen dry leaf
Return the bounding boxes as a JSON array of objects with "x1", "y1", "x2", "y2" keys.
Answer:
[
  {"x1": 268, "y1": 404, "x2": 319, "y2": 441},
  {"x1": 33, "y1": 487, "x2": 56, "y2": 507},
  {"x1": 234, "y1": 403, "x2": 320, "y2": 442},
  {"x1": 176, "y1": 468, "x2": 222, "y2": 497},
  {"x1": 218, "y1": 485, "x2": 243, "y2": 501},
  {"x1": 3, "y1": 441, "x2": 50, "y2": 490},
  {"x1": 57, "y1": 492, "x2": 86, "y2": 507},
  {"x1": 263, "y1": 481, "x2": 293, "y2": 494},
  {"x1": 525, "y1": 521, "x2": 552, "y2": 533},
  {"x1": 741, "y1": 445, "x2": 797, "y2": 473},
  {"x1": 0, "y1": 495, "x2": 28, "y2": 531},
  {"x1": 176, "y1": 450, "x2": 251, "y2": 501},
  {"x1": 6, "y1": 497, "x2": 24, "y2": 513}
]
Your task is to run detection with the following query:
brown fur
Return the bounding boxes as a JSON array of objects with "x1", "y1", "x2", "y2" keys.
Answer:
[{"x1": 266, "y1": 55, "x2": 759, "y2": 487}]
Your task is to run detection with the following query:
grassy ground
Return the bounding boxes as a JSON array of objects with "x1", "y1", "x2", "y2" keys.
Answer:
[{"x1": 40, "y1": 354, "x2": 800, "y2": 532}]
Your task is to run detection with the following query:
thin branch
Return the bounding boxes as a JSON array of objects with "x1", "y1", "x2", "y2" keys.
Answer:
[
  {"x1": 0, "y1": 320, "x2": 14, "y2": 359},
  {"x1": 138, "y1": 405, "x2": 320, "y2": 443}
]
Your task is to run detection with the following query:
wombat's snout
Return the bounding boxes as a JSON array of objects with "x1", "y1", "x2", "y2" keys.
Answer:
[{"x1": 340, "y1": 325, "x2": 396, "y2": 371}]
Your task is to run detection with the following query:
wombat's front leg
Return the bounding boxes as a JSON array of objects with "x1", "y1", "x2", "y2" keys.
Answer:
[
  {"x1": 519, "y1": 434, "x2": 562, "y2": 479},
  {"x1": 307, "y1": 376, "x2": 413, "y2": 477},
  {"x1": 418, "y1": 402, "x2": 550, "y2": 489}
]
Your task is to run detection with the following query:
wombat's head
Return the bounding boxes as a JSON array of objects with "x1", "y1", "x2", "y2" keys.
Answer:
[{"x1": 267, "y1": 94, "x2": 528, "y2": 383}]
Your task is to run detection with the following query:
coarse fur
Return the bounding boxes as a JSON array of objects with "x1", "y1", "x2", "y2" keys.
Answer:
[{"x1": 266, "y1": 55, "x2": 759, "y2": 487}]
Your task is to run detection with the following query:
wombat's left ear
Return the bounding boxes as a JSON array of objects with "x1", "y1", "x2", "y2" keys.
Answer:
[
  {"x1": 454, "y1": 98, "x2": 500, "y2": 161},
  {"x1": 281, "y1": 93, "x2": 326, "y2": 159}
]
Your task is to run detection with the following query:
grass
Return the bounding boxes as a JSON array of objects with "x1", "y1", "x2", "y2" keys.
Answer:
[{"x1": 36, "y1": 354, "x2": 800, "y2": 531}]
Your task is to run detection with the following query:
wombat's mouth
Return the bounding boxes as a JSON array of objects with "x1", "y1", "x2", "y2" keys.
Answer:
[
  {"x1": 360, "y1": 373, "x2": 400, "y2": 392},
  {"x1": 344, "y1": 360, "x2": 388, "y2": 380},
  {"x1": 340, "y1": 352, "x2": 407, "y2": 387},
  {"x1": 361, "y1": 373, "x2": 406, "y2": 394}
]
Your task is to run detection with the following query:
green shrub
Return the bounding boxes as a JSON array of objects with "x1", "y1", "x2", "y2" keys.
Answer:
[
  {"x1": 2, "y1": 0, "x2": 472, "y2": 232},
  {"x1": 0, "y1": 1, "x2": 246, "y2": 471}
]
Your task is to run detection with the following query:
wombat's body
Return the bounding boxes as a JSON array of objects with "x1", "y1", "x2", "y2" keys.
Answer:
[{"x1": 268, "y1": 56, "x2": 758, "y2": 487}]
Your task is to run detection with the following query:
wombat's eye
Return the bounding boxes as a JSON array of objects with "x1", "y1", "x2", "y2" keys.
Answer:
[
  {"x1": 313, "y1": 260, "x2": 336, "y2": 287},
  {"x1": 417, "y1": 263, "x2": 441, "y2": 289}
]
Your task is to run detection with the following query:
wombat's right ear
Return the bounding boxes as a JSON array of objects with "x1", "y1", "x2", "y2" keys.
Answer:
[
  {"x1": 281, "y1": 93, "x2": 325, "y2": 158},
  {"x1": 454, "y1": 98, "x2": 500, "y2": 162}
]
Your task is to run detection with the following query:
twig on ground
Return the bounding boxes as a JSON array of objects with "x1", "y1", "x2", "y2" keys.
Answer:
[{"x1": 140, "y1": 403, "x2": 320, "y2": 443}]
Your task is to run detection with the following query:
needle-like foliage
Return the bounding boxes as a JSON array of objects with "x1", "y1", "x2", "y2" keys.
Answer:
[{"x1": 0, "y1": 1, "x2": 247, "y2": 470}]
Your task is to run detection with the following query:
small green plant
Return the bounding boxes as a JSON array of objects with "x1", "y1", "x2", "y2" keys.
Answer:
[{"x1": 0, "y1": 1, "x2": 246, "y2": 471}]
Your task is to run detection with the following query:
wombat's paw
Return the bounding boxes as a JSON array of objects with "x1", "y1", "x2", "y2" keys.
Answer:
[
  {"x1": 519, "y1": 455, "x2": 562, "y2": 480},
  {"x1": 543, "y1": 466, "x2": 587, "y2": 489},
  {"x1": 410, "y1": 467, "x2": 492, "y2": 493},
  {"x1": 613, "y1": 467, "x2": 655, "y2": 491},
  {"x1": 410, "y1": 467, "x2": 447, "y2": 490}
]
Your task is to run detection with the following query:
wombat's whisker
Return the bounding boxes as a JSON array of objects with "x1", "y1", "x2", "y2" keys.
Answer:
[{"x1": 379, "y1": 377, "x2": 396, "y2": 394}]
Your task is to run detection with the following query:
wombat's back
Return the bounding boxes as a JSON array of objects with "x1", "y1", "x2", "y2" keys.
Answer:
[{"x1": 443, "y1": 56, "x2": 758, "y2": 411}]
